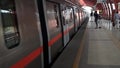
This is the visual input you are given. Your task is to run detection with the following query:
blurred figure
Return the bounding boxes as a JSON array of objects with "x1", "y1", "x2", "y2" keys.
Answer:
[
  {"x1": 98, "y1": 14, "x2": 102, "y2": 28},
  {"x1": 90, "y1": 11, "x2": 94, "y2": 21},
  {"x1": 94, "y1": 11, "x2": 99, "y2": 28},
  {"x1": 114, "y1": 11, "x2": 120, "y2": 29}
]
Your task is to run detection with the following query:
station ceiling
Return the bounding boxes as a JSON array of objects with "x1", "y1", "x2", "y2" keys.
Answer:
[{"x1": 79, "y1": 0, "x2": 97, "y2": 7}]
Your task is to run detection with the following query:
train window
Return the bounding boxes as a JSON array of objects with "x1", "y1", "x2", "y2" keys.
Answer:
[
  {"x1": 69, "y1": 8, "x2": 74, "y2": 23},
  {"x1": 0, "y1": 0, "x2": 20, "y2": 49},
  {"x1": 61, "y1": 6, "x2": 74, "y2": 25},
  {"x1": 61, "y1": 7, "x2": 66, "y2": 25},
  {"x1": 54, "y1": 5, "x2": 59, "y2": 27}
]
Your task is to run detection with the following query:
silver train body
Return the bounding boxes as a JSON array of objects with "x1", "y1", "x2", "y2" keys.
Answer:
[{"x1": 0, "y1": 0, "x2": 87, "y2": 68}]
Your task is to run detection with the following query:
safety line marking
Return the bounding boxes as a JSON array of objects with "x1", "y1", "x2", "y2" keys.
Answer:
[{"x1": 73, "y1": 29, "x2": 87, "y2": 68}]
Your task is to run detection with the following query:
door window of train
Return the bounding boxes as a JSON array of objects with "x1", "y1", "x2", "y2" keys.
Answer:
[
  {"x1": 61, "y1": 6, "x2": 66, "y2": 25},
  {"x1": 53, "y1": 5, "x2": 59, "y2": 27},
  {"x1": 0, "y1": 0, "x2": 20, "y2": 49},
  {"x1": 74, "y1": 8, "x2": 79, "y2": 22},
  {"x1": 46, "y1": 2, "x2": 61, "y2": 36},
  {"x1": 62, "y1": 7, "x2": 74, "y2": 24},
  {"x1": 68, "y1": 8, "x2": 74, "y2": 23}
]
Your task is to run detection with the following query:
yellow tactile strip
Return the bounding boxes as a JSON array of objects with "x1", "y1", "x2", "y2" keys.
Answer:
[{"x1": 72, "y1": 29, "x2": 87, "y2": 68}]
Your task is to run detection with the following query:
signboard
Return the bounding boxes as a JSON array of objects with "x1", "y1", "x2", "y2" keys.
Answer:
[{"x1": 97, "y1": 0, "x2": 106, "y2": 3}]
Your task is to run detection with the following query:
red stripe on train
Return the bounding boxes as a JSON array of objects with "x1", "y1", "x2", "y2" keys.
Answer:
[
  {"x1": 10, "y1": 47, "x2": 43, "y2": 68},
  {"x1": 48, "y1": 33, "x2": 62, "y2": 46},
  {"x1": 48, "y1": 24, "x2": 74, "y2": 46},
  {"x1": 11, "y1": 25, "x2": 74, "y2": 68}
]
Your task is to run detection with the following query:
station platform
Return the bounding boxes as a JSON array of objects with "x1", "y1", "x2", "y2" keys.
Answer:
[{"x1": 51, "y1": 18, "x2": 120, "y2": 68}]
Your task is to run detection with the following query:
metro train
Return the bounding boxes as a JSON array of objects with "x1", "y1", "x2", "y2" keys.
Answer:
[{"x1": 0, "y1": 0, "x2": 88, "y2": 68}]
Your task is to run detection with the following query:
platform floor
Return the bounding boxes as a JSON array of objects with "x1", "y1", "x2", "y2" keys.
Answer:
[{"x1": 52, "y1": 18, "x2": 120, "y2": 68}]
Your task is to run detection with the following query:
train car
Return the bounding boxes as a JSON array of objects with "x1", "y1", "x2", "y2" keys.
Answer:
[
  {"x1": 44, "y1": 0, "x2": 88, "y2": 66},
  {"x1": 0, "y1": 0, "x2": 43, "y2": 68},
  {"x1": 0, "y1": 0, "x2": 87, "y2": 68}
]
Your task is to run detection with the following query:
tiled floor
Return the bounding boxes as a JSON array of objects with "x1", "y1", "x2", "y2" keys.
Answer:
[{"x1": 79, "y1": 18, "x2": 120, "y2": 68}]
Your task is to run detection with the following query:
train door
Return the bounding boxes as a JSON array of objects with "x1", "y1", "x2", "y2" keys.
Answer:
[
  {"x1": 45, "y1": 1, "x2": 63, "y2": 63},
  {"x1": 67, "y1": 7, "x2": 75, "y2": 39},
  {"x1": 60, "y1": 5, "x2": 70, "y2": 46},
  {"x1": 74, "y1": 7, "x2": 80, "y2": 31},
  {"x1": 78, "y1": 9, "x2": 81, "y2": 28},
  {"x1": 64, "y1": 6, "x2": 75, "y2": 39},
  {"x1": 79, "y1": 10, "x2": 82, "y2": 25}
]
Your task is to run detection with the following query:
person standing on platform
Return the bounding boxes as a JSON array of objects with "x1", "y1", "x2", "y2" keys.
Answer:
[
  {"x1": 114, "y1": 11, "x2": 120, "y2": 29},
  {"x1": 94, "y1": 11, "x2": 99, "y2": 28},
  {"x1": 98, "y1": 14, "x2": 102, "y2": 28}
]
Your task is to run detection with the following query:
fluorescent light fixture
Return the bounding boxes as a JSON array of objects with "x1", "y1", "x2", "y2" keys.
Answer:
[
  {"x1": 1, "y1": 9, "x2": 10, "y2": 13},
  {"x1": 0, "y1": 9, "x2": 14, "y2": 14},
  {"x1": 112, "y1": 3, "x2": 115, "y2": 10},
  {"x1": 82, "y1": 6, "x2": 92, "y2": 13}
]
